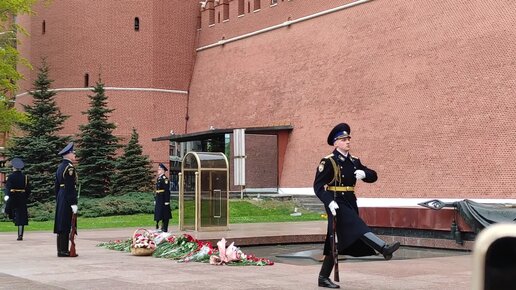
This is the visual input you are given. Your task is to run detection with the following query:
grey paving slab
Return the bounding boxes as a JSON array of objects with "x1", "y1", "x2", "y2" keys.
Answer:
[{"x1": 0, "y1": 222, "x2": 473, "y2": 289}]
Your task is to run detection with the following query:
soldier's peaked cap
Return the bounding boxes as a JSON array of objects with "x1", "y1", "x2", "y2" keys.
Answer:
[
  {"x1": 159, "y1": 163, "x2": 168, "y2": 172},
  {"x1": 11, "y1": 158, "x2": 24, "y2": 169},
  {"x1": 327, "y1": 123, "x2": 351, "y2": 145},
  {"x1": 58, "y1": 142, "x2": 74, "y2": 156}
]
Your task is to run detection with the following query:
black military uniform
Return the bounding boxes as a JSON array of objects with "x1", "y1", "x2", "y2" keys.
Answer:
[
  {"x1": 4, "y1": 158, "x2": 30, "y2": 241},
  {"x1": 314, "y1": 123, "x2": 400, "y2": 289},
  {"x1": 154, "y1": 163, "x2": 172, "y2": 232},
  {"x1": 53, "y1": 142, "x2": 78, "y2": 257}
]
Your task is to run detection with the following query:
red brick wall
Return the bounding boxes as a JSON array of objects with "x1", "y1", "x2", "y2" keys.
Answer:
[
  {"x1": 15, "y1": 0, "x2": 198, "y2": 164},
  {"x1": 15, "y1": 0, "x2": 516, "y2": 200},
  {"x1": 15, "y1": 90, "x2": 187, "y2": 165},
  {"x1": 188, "y1": 0, "x2": 516, "y2": 199},
  {"x1": 199, "y1": 0, "x2": 356, "y2": 47}
]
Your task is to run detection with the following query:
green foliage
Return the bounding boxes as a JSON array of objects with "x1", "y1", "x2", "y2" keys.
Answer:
[
  {"x1": 0, "y1": 0, "x2": 36, "y2": 100},
  {"x1": 0, "y1": 99, "x2": 27, "y2": 132},
  {"x1": 112, "y1": 128, "x2": 154, "y2": 195},
  {"x1": 28, "y1": 191, "x2": 162, "y2": 221},
  {"x1": 6, "y1": 62, "x2": 70, "y2": 202},
  {"x1": 76, "y1": 80, "x2": 121, "y2": 197}
]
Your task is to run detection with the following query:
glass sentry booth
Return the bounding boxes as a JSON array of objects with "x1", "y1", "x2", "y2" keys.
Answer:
[{"x1": 178, "y1": 152, "x2": 229, "y2": 231}]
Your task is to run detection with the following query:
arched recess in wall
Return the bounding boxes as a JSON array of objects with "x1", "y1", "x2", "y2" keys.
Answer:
[
  {"x1": 209, "y1": 4, "x2": 215, "y2": 25},
  {"x1": 238, "y1": 0, "x2": 245, "y2": 15},
  {"x1": 223, "y1": 0, "x2": 229, "y2": 20}
]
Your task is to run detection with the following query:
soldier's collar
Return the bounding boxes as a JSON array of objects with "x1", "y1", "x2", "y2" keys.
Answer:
[{"x1": 334, "y1": 149, "x2": 349, "y2": 159}]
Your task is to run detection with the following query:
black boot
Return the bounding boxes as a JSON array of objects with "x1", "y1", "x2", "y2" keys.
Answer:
[
  {"x1": 318, "y1": 255, "x2": 340, "y2": 288},
  {"x1": 57, "y1": 235, "x2": 61, "y2": 256},
  {"x1": 361, "y1": 232, "x2": 400, "y2": 260},
  {"x1": 161, "y1": 220, "x2": 169, "y2": 232},
  {"x1": 58, "y1": 233, "x2": 70, "y2": 257},
  {"x1": 17, "y1": 226, "x2": 24, "y2": 241},
  {"x1": 318, "y1": 275, "x2": 340, "y2": 288}
]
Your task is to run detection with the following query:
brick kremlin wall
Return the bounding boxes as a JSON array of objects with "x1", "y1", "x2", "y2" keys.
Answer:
[
  {"x1": 13, "y1": 0, "x2": 516, "y2": 200},
  {"x1": 189, "y1": 0, "x2": 516, "y2": 199}
]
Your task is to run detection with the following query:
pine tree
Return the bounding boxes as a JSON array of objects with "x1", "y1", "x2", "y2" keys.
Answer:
[
  {"x1": 75, "y1": 80, "x2": 120, "y2": 197},
  {"x1": 112, "y1": 128, "x2": 154, "y2": 195},
  {"x1": 7, "y1": 61, "x2": 70, "y2": 202}
]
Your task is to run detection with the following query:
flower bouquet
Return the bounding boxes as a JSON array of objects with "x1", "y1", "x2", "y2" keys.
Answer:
[
  {"x1": 131, "y1": 228, "x2": 157, "y2": 256},
  {"x1": 153, "y1": 234, "x2": 199, "y2": 260}
]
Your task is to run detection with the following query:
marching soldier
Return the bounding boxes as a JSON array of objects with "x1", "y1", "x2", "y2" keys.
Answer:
[
  {"x1": 314, "y1": 123, "x2": 400, "y2": 288},
  {"x1": 3, "y1": 158, "x2": 30, "y2": 241},
  {"x1": 53, "y1": 142, "x2": 79, "y2": 257},
  {"x1": 154, "y1": 163, "x2": 171, "y2": 232}
]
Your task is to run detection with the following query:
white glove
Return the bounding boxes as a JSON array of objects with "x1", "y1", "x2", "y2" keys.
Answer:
[
  {"x1": 71, "y1": 205, "x2": 78, "y2": 214},
  {"x1": 154, "y1": 201, "x2": 156, "y2": 205},
  {"x1": 328, "y1": 201, "x2": 339, "y2": 216},
  {"x1": 3, "y1": 195, "x2": 8, "y2": 202},
  {"x1": 164, "y1": 202, "x2": 170, "y2": 205},
  {"x1": 354, "y1": 170, "x2": 366, "y2": 180}
]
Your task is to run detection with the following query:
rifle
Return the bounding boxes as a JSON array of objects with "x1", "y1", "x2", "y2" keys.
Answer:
[
  {"x1": 69, "y1": 213, "x2": 78, "y2": 257},
  {"x1": 332, "y1": 208, "x2": 340, "y2": 282},
  {"x1": 69, "y1": 182, "x2": 81, "y2": 257}
]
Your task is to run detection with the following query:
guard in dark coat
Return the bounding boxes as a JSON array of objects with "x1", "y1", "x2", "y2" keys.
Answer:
[
  {"x1": 314, "y1": 123, "x2": 400, "y2": 288},
  {"x1": 154, "y1": 163, "x2": 171, "y2": 232},
  {"x1": 3, "y1": 158, "x2": 30, "y2": 241},
  {"x1": 53, "y1": 142, "x2": 79, "y2": 257}
]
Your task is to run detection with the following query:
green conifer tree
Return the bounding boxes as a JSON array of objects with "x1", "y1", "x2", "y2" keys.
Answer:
[
  {"x1": 7, "y1": 61, "x2": 70, "y2": 202},
  {"x1": 75, "y1": 80, "x2": 120, "y2": 197},
  {"x1": 112, "y1": 128, "x2": 154, "y2": 195}
]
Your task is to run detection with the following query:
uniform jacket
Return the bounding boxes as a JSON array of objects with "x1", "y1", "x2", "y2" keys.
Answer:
[
  {"x1": 154, "y1": 174, "x2": 171, "y2": 221},
  {"x1": 313, "y1": 149, "x2": 378, "y2": 256},
  {"x1": 53, "y1": 159, "x2": 78, "y2": 234},
  {"x1": 4, "y1": 171, "x2": 30, "y2": 225}
]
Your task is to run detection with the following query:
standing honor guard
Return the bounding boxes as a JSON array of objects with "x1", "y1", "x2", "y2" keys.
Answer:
[
  {"x1": 3, "y1": 158, "x2": 31, "y2": 241},
  {"x1": 154, "y1": 163, "x2": 172, "y2": 232},
  {"x1": 53, "y1": 142, "x2": 79, "y2": 257},
  {"x1": 314, "y1": 123, "x2": 400, "y2": 288}
]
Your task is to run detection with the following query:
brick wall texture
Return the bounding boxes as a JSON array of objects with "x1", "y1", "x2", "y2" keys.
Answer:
[{"x1": 15, "y1": 0, "x2": 516, "y2": 199}]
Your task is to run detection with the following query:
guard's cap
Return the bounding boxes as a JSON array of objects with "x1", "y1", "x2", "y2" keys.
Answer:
[
  {"x1": 327, "y1": 123, "x2": 351, "y2": 145},
  {"x1": 11, "y1": 158, "x2": 24, "y2": 170},
  {"x1": 159, "y1": 163, "x2": 168, "y2": 172},
  {"x1": 58, "y1": 142, "x2": 74, "y2": 156}
]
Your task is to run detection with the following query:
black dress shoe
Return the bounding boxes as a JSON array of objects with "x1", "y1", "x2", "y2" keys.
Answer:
[
  {"x1": 57, "y1": 252, "x2": 70, "y2": 257},
  {"x1": 382, "y1": 242, "x2": 400, "y2": 260},
  {"x1": 17, "y1": 236, "x2": 23, "y2": 241},
  {"x1": 318, "y1": 276, "x2": 340, "y2": 288}
]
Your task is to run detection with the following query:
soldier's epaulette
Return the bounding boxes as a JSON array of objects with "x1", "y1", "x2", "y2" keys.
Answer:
[
  {"x1": 324, "y1": 154, "x2": 334, "y2": 159},
  {"x1": 350, "y1": 155, "x2": 359, "y2": 160}
]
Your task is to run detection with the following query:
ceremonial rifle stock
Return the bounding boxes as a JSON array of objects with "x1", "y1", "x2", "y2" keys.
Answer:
[
  {"x1": 332, "y1": 192, "x2": 340, "y2": 282},
  {"x1": 69, "y1": 213, "x2": 78, "y2": 257}
]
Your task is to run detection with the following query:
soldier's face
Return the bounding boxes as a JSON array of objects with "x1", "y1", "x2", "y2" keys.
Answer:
[
  {"x1": 334, "y1": 137, "x2": 351, "y2": 152},
  {"x1": 65, "y1": 151, "x2": 77, "y2": 163}
]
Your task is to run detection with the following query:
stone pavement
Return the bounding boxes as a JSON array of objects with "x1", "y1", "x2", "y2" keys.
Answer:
[{"x1": 0, "y1": 221, "x2": 473, "y2": 290}]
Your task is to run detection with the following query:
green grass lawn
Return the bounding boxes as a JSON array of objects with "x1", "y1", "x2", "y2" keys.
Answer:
[{"x1": 0, "y1": 199, "x2": 325, "y2": 232}]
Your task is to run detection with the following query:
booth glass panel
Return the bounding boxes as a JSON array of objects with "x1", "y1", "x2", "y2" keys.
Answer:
[
  {"x1": 200, "y1": 170, "x2": 228, "y2": 228},
  {"x1": 197, "y1": 152, "x2": 227, "y2": 169},
  {"x1": 182, "y1": 170, "x2": 197, "y2": 230},
  {"x1": 183, "y1": 153, "x2": 199, "y2": 170}
]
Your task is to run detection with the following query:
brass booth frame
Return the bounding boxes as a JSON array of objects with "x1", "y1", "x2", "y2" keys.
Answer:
[{"x1": 178, "y1": 152, "x2": 229, "y2": 231}]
